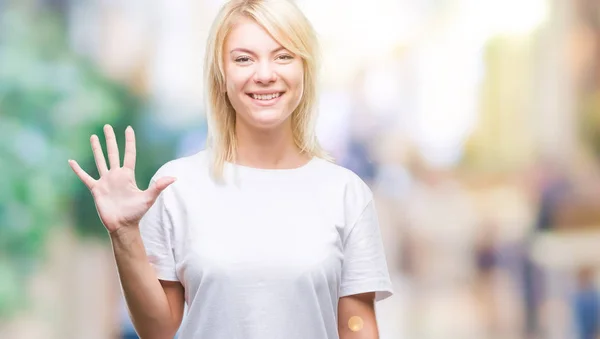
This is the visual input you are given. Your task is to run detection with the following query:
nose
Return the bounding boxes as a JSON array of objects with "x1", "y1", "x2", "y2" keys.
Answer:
[{"x1": 253, "y1": 60, "x2": 277, "y2": 84}]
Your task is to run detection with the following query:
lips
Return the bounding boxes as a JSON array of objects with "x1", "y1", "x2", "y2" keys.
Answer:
[
  {"x1": 247, "y1": 92, "x2": 284, "y2": 100},
  {"x1": 246, "y1": 91, "x2": 285, "y2": 106}
]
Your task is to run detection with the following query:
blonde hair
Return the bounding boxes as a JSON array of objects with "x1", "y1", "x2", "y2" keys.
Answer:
[{"x1": 203, "y1": 0, "x2": 331, "y2": 181}]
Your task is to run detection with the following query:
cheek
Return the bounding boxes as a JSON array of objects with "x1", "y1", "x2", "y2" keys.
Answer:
[
  {"x1": 224, "y1": 65, "x2": 250, "y2": 95},
  {"x1": 224, "y1": 79, "x2": 246, "y2": 112},
  {"x1": 225, "y1": 80, "x2": 238, "y2": 97},
  {"x1": 284, "y1": 64, "x2": 304, "y2": 95},
  {"x1": 293, "y1": 64, "x2": 304, "y2": 87},
  {"x1": 292, "y1": 74, "x2": 305, "y2": 101},
  {"x1": 225, "y1": 74, "x2": 242, "y2": 94}
]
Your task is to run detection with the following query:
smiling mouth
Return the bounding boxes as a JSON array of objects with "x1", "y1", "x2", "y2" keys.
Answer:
[{"x1": 246, "y1": 92, "x2": 284, "y2": 101}]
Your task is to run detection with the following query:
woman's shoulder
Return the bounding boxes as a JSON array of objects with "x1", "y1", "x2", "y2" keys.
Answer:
[
  {"x1": 312, "y1": 157, "x2": 373, "y2": 199},
  {"x1": 151, "y1": 150, "x2": 209, "y2": 181}
]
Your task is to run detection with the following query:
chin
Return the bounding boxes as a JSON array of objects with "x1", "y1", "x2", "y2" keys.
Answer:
[
  {"x1": 249, "y1": 118, "x2": 288, "y2": 131},
  {"x1": 246, "y1": 109, "x2": 290, "y2": 129}
]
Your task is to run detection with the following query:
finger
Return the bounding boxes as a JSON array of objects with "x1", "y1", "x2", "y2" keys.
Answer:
[
  {"x1": 123, "y1": 126, "x2": 136, "y2": 170},
  {"x1": 146, "y1": 177, "x2": 177, "y2": 201},
  {"x1": 104, "y1": 124, "x2": 120, "y2": 169},
  {"x1": 68, "y1": 159, "x2": 96, "y2": 190},
  {"x1": 90, "y1": 134, "x2": 108, "y2": 176}
]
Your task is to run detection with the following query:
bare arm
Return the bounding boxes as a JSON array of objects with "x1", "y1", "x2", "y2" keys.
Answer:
[
  {"x1": 110, "y1": 227, "x2": 184, "y2": 339},
  {"x1": 68, "y1": 125, "x2": 183, "y2": 339},
  {"x1": 338, "y1": 292, "x2": 379, "y2": 339},
  {"x1": 111, "y1": 227, "x2": 185, "y2": 339}
]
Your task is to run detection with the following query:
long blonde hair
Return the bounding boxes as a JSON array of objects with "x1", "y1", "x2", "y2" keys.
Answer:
[{"x1": 203, "y1": 0, "x2": 331, "y2": 181}]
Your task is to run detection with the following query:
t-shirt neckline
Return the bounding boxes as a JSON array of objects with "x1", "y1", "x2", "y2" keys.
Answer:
[{"x1": 225, "y1": 156, "x2": 318, "y2": 175}]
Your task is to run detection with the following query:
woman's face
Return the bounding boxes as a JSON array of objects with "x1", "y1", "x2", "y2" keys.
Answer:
[{"x1": 223, "y1": 17, "x2": 304, "y2": 131}]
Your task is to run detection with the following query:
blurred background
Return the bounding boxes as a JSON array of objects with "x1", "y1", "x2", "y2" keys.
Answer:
[{"x1": 2, "y1": 0, "x2": 600, "y2": 338}]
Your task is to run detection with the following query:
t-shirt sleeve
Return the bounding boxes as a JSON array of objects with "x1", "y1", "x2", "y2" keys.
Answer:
[
  {"x1": 139, "y1": 178, "x2": 179, "y2": 281},
  {"x1": 340, "y1": 199, "x2": 394, "y2": 302}
]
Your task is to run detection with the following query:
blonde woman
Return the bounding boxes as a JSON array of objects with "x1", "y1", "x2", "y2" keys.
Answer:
[{"x1": 69, "y1": 0, "x2": 393, "y2": 338}]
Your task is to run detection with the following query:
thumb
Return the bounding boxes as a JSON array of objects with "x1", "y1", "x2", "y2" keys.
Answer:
[{"x1": 147, "y1": 176, "x2": 177, "y2": 200}]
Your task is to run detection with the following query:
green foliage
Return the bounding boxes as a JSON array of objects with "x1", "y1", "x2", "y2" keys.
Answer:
[{"x1": 0, "y1": 4, "x2": 175, "y2": 318}]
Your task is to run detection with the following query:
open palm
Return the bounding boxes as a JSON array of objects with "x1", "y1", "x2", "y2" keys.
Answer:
[{"x1": 68, "y1": 124, "x2": 175, "y2": 234}]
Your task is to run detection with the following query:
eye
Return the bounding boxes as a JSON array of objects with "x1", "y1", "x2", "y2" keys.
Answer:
[
  {"x1": 235, "y1": 56, "x2": 252, "y2": 63},
  {"x1": 277, "y1": 54, "x2": 294, "y2": 61}
]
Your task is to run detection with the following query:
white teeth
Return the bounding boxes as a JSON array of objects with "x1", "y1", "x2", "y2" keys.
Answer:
[{"x1": 252, "y1": 93, "x2": 280, "y2": 100}]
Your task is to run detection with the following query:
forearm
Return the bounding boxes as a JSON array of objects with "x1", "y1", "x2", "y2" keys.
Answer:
[
  {"x1": 338, "y1": 293, "x2": 379, "y2": 339},
  {"x1": 110, "y1": 227, "x2": 178, "y2": 339},
  {"x1": 338, "y1": 316, "x2": 379, "y2": 339}
]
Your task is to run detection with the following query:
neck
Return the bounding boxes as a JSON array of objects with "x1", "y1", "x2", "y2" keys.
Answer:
[{"x1": 234, "y1": 119, "x2": 309, "y2": 169}]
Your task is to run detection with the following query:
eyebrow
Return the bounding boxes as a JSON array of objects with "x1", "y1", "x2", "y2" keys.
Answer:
[{"x1": 229, "y1": 47, "x2": 287, "y2": 55}]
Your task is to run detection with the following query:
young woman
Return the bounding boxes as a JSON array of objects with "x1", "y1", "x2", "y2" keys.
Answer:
[{"x1": 69, "y1": 0, "x2": 393, "y2": 338}]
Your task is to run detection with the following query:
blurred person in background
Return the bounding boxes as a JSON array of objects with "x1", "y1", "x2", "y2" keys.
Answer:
[
  {"x1": 572, "y1": 266, "x2": 600, "y2": 339},
  {"x1": 522, "y1": 158, "x2": 572, "y2": 338},
  {"x1": 67, "y1": 0, "x2": 394, "y2": 338}
]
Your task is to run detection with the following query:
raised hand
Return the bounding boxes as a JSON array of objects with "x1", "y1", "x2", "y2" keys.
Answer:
[{"x1": 68, "y1": 124, "x2": 175, "y2": 234}]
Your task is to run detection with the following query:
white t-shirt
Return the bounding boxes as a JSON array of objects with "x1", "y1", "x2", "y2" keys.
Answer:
[{"x1": 139, "y1": 150, "x2": 393, "y2": 339}]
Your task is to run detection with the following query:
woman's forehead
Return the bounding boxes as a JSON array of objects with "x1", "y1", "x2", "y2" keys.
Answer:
[{"x1": 225, "y1": 17, "x2": 286, "y2": 53}]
